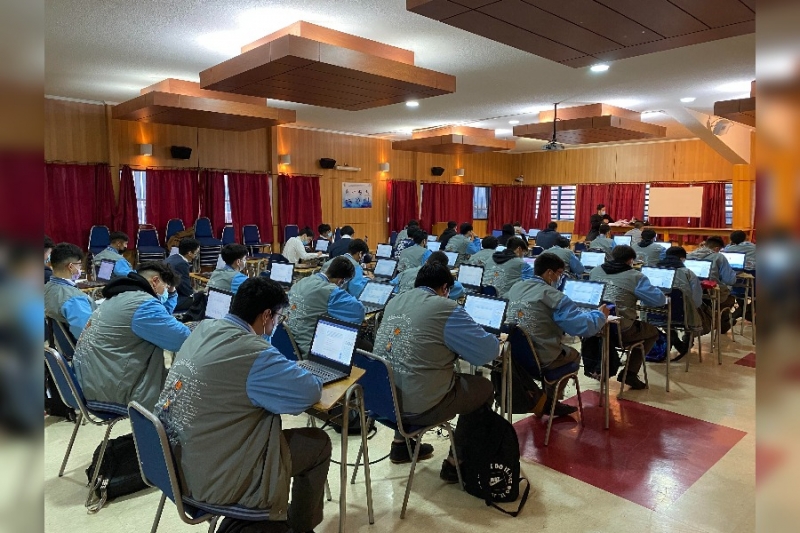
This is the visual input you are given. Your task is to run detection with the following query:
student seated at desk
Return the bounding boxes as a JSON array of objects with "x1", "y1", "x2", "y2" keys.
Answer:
[
  {"x1": 283, "y1": 227, "x2": 322, "y2": 264},
  {"x1": 322, "y1": 239, "x2": 370, "y2": 298},
  {"x1": 657, "y1": 246, "x2": 708, "y2": 361},
  {"x1": 92, "y1": 231, "x2": 134, "y2": 278},
  {"x1": 44, "y1": 234, "x2": 54, "y2": 284},
  {"x1": 391, "y1": 251, "x2": 465, "y2": 299},
  {"x1": 328, "y1": 225, "x2": 354, "y2": 258},
  {"x1": 635, "y1": 229, "x2": 666, "y2": 266},
  {"x1": 73, "y1": 262, "x2": 190, "y2": 410},
  {"x1": 286, "y1": 256, "x2": 366, "y2": 358},
  {"x1": 587, "y1": 224, "x2": 615, "y2": 256},
  {"x1": 393, "y1": 220, "x2": 420, "y2": 259},
  {"x1": 589, "y1": 245, "x2": 667, "y2": 390},
  {"x1": 545, "y1": 237, "x2": 584, "y2": 276},
  {"x1": 497, "y1": 223, "x2": 516, "y2": 247},
  {"x1": 44, "y1": 243, "x2": 94, "y2": 340},
  {"x1": 373, "y1": 263, "x2": 498, "y2": 479},
  {"x1": 318, "y1": 223, "x2": 333, "y2": 243},
  {"x1": 165, "y1": 237, "x2": 200, "y2": 312},
  {"x1": 157, "y1": 277, "x2": 330, "y2": 533},
  {"x1": 625, "y1": 221, "x2": 644, "y2": 243},
  {"x1": 445, "y1": 222, "x2": 481, "y2": 266},
  {"x1": 208, "y1": 243, "x2": 249, "y2": 295},
  {"x1": 438, "y1": 220, "x2": 458, "y2": 248},
  {"x1": 467, "y1": 235, "x2": 498, "y2": 267},
  {"x1": 725, "y1": 230, "x2": 756, "y2": 269},
  {"x1": 397, "y1": 229, "x2": 432, "y2": 272},
  {"x1": 483, "y1": 237, "x2": 534, "y2": 297},
  {"x1": 395, "y1": 219, "x2": 418, "y2": 244},
  {"x1": 506, "y1": 253, "x2": 608, "y2": 415},
  {"x1": 687, "y1": 236, "x2": 738, "y2": 333}
]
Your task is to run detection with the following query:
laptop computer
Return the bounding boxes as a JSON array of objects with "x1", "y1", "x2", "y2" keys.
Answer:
[
  {"x1": 205, "y1": 287, "x2": 233, "y2": 319},
  {"x1": 457, "y1": 264, "x2": 484, "y2": 292},
  {"x1": 721, "y1": 251, "x2": 746, "y2": 270},
  {"x1": 443, "y1": 251, "x2": 458, "y2": 267},
  {"x1": 653, "y1": 241, "x2": 672, "y2": 250},
  {"x1": 358, "y1": 281, "x2": 395, "y2": 314},
  {"x1": 376, "y1": 244, "x2": 393, "y2": 259},
  {"x1": 562, "y1": 233, "x2": 572, "y2": 240},
  {"x1": 492, "y1": 229, "x2": 503, "y2": 238},
  {"x1": 427, "y1": 235, "x2": 438, "y2": 242},
  {"x1": 427, "y1": 241, "x2": 441, "y2": 252},
  {"x1": 684, "y1": 260, "x2": 712, "y2": 279},
  {"x1": 270, "y1": 262, "x2": 295, "y2": 287},
  {"x1": 613, "y1": 235, "x2": 632, "y2": 246},
  {"x1": 315, "y1": 239, "x2": 329, "y2": 252},
  {"x1": 579, "y1": 251, "x2": 605, "y2": 268},
  {"x1": 297, "y1": 316, "x2": 359, "y2": 385},
  {"x1": 96, "y1": 259, "x2": 116, "y2": 282},
  {"x1": 563, "y1": 279, "x2": 606, "y2": 308},
  {"x1": 463, "y1": 294, "x2": 508, "y2": 335},
  {"x1": 373, "y1": 258, "x2": 398, "y2": 280},
  {"x1": 641, "y1": 267, "x2": 676, "y2": 291},
  {"x1": 528, "y1": 229, "x2": 540, "y2": 238}
]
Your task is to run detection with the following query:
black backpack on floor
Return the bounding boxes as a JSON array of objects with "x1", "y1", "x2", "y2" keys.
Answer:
[
  {"x1": 85, "y1": 434, "x2": 148, "y2": 511},
  {"x1": 490, "y1": 358, "x2": 547, "y2": 415}
]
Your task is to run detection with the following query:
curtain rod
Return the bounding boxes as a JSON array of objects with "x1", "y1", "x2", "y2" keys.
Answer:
[{"x1": 46, "y1": 159, "x2": 109, "y2": 166}]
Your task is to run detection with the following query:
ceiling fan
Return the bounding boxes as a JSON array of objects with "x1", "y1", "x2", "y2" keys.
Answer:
[{"x1": 542, "y1": 103, "x2": 565, "y2": 151}]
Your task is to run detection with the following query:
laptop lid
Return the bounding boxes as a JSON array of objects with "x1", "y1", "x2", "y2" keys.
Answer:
[
  {"x1": 579, "y1": 251, "x2": 606, "y2": 268},
  {"x1": 315, "y1": 239, "x2": 329, "y2": 252},
  {"x1": 427, "y1": 235, "x2": 437, "y2": 242},
  {"x1": 358, "y1": 281, "x2": 394, "y2": 306},
  {"x1": 562, "y1": 233, "x2": 572, "y2": 240},
  {"x1": 270, "y1": 262, "x2": 294, "y2": 286},
  {"x1": 376, "y1": 244, "x2": 393, "y2": 259},
  {"x1": 457, "y1": 264, "x2": 484, "y2": 289},
  {"x1": 492, "y1": 230, "x2": 503, "y2": 238},
  {"x1": 721, "y1": 252, "x2": 746, "y2": 270},
  {"x1": 96, "y1": 259, "x2": 116, "y2": 281},
  {"x1": 216, "y1": 254, "x2": 226, "y2": 269},
  {"x1": 684, "y1": 260, "x2": 712, "y2": 279},
  {"x1": 373, "y1": 259, "x2": 398, "y2": 279},
  {"x1": 523, "y1": 257, "x2": 536, "y2": 267},
  {"x1": 528, "y1": 229, "x2": 540, "y2": 237},
  {"x1": 641, "y1": 267, "x2": 676, "y2": 290},
  {"x1": 427, "y1": 241, "x2": 441, "y2": 252},
  {"x1": 613, "y1": 235, "x2": 632, "y2": 246},
  {"x1": 443, "y1": 251, "x2": 458, "y2": 267},
  {"x1": 463, "y1": 294, "x2": 508, "y2": 334},
  {"x1": 653, "y1": 241, "x2": 672, "y2": 250},
  {"x1": 205, "y1": 287, "x2": 233, "y2": 319},
  {"x1": 563, "y1": 279, "x2": 605, "y2": 307},
  {"x1": 308, "y1": 316, "x2": 360, "y2": 374}
]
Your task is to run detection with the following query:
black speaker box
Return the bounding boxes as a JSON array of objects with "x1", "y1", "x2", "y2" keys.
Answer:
[
  {"x1": 431, "y1": 166, "x2": 445, "y2": 176},
  {"x1": 319, "y1": 158, "x2": 337, "y2": 169},
  {"x1": 170, "y1": 146, "x2": 193, "y2": 160}
]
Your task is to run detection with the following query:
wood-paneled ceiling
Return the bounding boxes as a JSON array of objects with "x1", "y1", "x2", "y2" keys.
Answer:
[
  {"x1": 408, "y1": 0, "x2": 755, "y2": 68},
  {"x1": 392, "y1": 125, "x2": 515, "y2": 153}
]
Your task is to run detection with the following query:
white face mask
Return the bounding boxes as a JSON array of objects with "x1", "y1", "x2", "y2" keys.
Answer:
[{"x1": 70, "y1": 265, "x2": 82, "y2": 281}]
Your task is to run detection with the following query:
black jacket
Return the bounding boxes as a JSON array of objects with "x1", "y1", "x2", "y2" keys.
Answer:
[
  {"x1": 535, "y1": 229, "x2": 561, "y2": 250},
  {"x1": 439, "y1": 229, "x2": 457, "y2": 248},
  {"x1": 165, "y1": 254, "x2": 193, "y2": 311},
  {"x1": 328, "y1": 237, "x2": 352, "y2": 258}
]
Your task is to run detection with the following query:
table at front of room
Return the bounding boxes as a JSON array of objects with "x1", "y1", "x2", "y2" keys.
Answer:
[{"x1": 608, "y1": 226, "x2": 753, "y2": 246}]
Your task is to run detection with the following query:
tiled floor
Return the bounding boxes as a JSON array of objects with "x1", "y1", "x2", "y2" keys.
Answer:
[{"x1": 44, "y1": 325, "x2": 755, "y2": 533}]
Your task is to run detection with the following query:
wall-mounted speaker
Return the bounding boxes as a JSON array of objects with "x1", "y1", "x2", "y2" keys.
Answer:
[
  {"x1": 431, "y1": 166, "x2": 445, "y2": 176},
  {"x1": 319, "y1": 158, "x2": 337, "y2": 169},
  {"x1": 170, "y1": 146, "x2": 193, "y2": 160}
]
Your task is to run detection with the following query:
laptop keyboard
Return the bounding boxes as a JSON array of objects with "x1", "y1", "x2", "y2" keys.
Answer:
[
  {"x1": 362, "y1": 303, "x2": 385, "y2": 314},
  {"x1": 297, "y1": 360, "x2": 347, "y2": 384}
]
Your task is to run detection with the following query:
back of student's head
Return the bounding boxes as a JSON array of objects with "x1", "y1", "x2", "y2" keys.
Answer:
[
  {"x1": 447, "y1": 220, "x2": 457, "y2": 230},
  {"x1": 50, "y1": 243, "x2": 84, "y2": 268},
  {"x1": 641, "y1": 229, "x2": 657, "y2": 241},
  {"x1": 137, "y1": 261, "x2": 179, "y2": 287},
  {"x1": 407, "y1": 219, "x2": 419, "y2": 229},
  {"x1": 706, "y1": 236, "x2": 725, "y2": 250},
  {"x1": 481, "y1": 236, "x2": 498, "y2": 250},
  {"x1": 221, "y1": 243, "x2": 248, "y2": 265},
  {"x1": 599, "y1": 224, "x2": 610, "y2": 235},
  {"x1": 110, "y1": 231, "x2": 129, "y2": 244},
  {"x1": 665, "y1": 246, "x2": 687, "y2": 260},
  {"x1": 506, "y1": 236, "x2": 529, "y2": 252},
  {"x1": 230, "y1": 277, "x2": 289, "y2": 324},
  {"x1": 513, "y1": 221, "x2": 521, "y2": 227},
  {"x1": 318, "y1": 223, "x2": 331, "y2": 235},
  {"x1": 414, "y1": 262, "x2": 454, "y2": 290},
  {"x1": 348, "y1": 238, "x2": 369, "y2": 256},
  {"x1": 341, "y1": 225, "x2": 355, "y2": 236},
  {"x1": 547, "y1": 222, "x2": 558, "y2": 231},
  {"x1": 730, "y1": 230, "x2": 746, "y2": 245},
  {"x1": 326, "y1": 256, "x2": 355, "y2": 280},
  {"x1": 502, "y1": 223, "x2": 514, "y2": 235},
  {"x1": 411, "y1": 229, "x2": 428, "y2": 244},
  {"x1": 299, "y1": 227, "x2": 314, "y2": 238},
  {"x1": 633, "y1": 221, "x2": 644, "y2": 229},
  {"x1": 534, "y1": 252, "x2": 565, "y2": 276},
  {"x1": 45, "y1": 234, "x2": 55, "y2": 251},
  {"x1": 426, "y1": 251, "x2": 449, "y2": 267},
  {"x1": 178, "y1": 238, "x2": 200, "y2": 256},
  {"x1": 459, "y1": 222, "x2": 473, "y2": 235},
  {"x1": 556, "y1": 237, "x2": 571, "y2": 248},
  {"x1": 611, "y1": 245, "x2": 636, "y2": 263}
]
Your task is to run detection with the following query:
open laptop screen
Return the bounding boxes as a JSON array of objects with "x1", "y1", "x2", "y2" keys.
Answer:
[
  {"x1": 562, "y1": 233, "x2": 572, "y2": 240},
  {"x1": 427, "y1": 241, "x2": 441, "y2": 252},
  {"x1": 492, "y1": 230, "x2": 503, "y2": 237},
  {"x1": 579, "y1": 251, "x2": 605, "y2": 268},
  {"x1": 376, "y1": 244, "x2": 393, "y2": 259},
  {"x1": 358, "y1": 281, "x2": 394, "y2": 305},
  {"x1": 528, "y1": 229, "x2": 540, "y2": 238},
  {"x1": 315, "y1": 239, "x2": 329, "y2": 252},
  {"x1": 97, "y1": 259, "x2": 115, "y2": 281},
  {"x1": 721, "y1": 252, "x2": 746, "y2": 270},
  {"x1": 457, "y1": 264, "x2": 484, "y2": 288},
  {"x1": 444, "y1": 251, "x2": 458, "y2": 267},
  {"x1": 684, "y1": 260, "x2": 712, "y2": 279},
  {"x1": 653, "y1": 242, "x2": 672, "y2": 250},
  {"x1": 463, "y1": 294, "x2": 508, "y2": 333},
  {"x1": 563, "y1": 280, "x2": 605, "y2": 307},
  {"x1": 310, "y1": 317, "x2": 359, "y2": 366},
  {"x1": 270, "y1": 262, "x2": 294, "y2": 285},
  {"x1": 373, "y1": 259, "x2": 397, "y2": 278},
  {"x1": 205, "y1": 288, "x2": 233, "y2": 319},
  {"x1": 641, "y1": 267, "x2": 676, "y2": 290},
  {"x1": 427, "y1": 235, "x2": 437, "y2": 242},
  {"x1": 613, "y1": 235, "x2": 632, "y2": 246}
]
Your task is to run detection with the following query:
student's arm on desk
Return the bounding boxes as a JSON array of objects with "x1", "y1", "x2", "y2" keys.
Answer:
[
  {"x1": 131, "y1": 299, "x2": 191, "y2": 352},
  {"x1": 443, "y1": 307, "x2": 499, "y2": 366},
  {"x1": 421, "y1": 249, "x2": 432, "y2": 265},
  {"x1": 466, "y1": 238, "x2": 482, "y2": 255},
  {"x1": 449, "y1": 281, "x2": 465, "y2": 300},
  {"x1": 247, "y1": 347, "x2": 323, "y2": 414},
  {"x1": 717, "y1": 258, "x2": 738, "y2": 286},
  {"x1": 346, "y1": 266, "x2": 369, "y2": 298},
  {"x1": 61, "y1": 295, "x2": 93, "y2": 339},
  {"x1": 114, "y1": 258, "x2": 133, "y2": 277},
  {"x1": 230, "y1": 272, "x2": 248, "y2": 294},
  {"x1": 569, "y1": 253, "x2": 585, "y2": 275},
  {"x1": 553, "y1": 296, "x2": 606, "y2": 337},
  {"x1": 687, "y1": 271, "x2": 703, "y2": 308},
  {"x1": 634, "y1": 276, "x2": 668, "y2": 307},
  {"x1": 389, "y1": 274, "x2": 400, "y2": 292},
  {"x1": 521, "y1": 261, "x2": 534, "y2": 280},
  {"x1": 328, "y1": 288, "x2": 366, "y2": 324}
]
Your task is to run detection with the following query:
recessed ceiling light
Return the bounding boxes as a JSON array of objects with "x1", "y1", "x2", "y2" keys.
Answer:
[
  {"x1": 590, "y1": 64, "x2": 610, "y2": 73},
  {"x1": 405, "y1": 101, "x2": 419, "y2": 108},
  {"x1": 680, "y1": 97, "x2": 696, "y2": 103},
  {"x1": 509, "y1": 120, "x2": 519, "y2": 125}
]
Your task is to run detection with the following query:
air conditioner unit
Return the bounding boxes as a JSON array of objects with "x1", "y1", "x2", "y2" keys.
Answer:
[{"x1": 335, "y1": 165, "x2": 361, "y2": 172}]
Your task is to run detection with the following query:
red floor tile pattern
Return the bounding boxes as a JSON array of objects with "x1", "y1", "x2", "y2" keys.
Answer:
[
  {"x1": 735, "y1": 352, "x2": 756, "y2": 368},
  {"x1": 515, "y1": 390, "x2": 747, "y2": 511}
]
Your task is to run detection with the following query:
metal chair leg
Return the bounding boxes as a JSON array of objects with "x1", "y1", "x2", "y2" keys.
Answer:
[
  {"x1": 150, "y1": 493, "x2": 167, "y2": 533},
  {"x1": 207, "y1": 515, "x2": 219, "y2": 533},
  {"x1": 640, "y1": 345, "x2": 649, "y2": 389},
  {"x1": 575, "y1": 377, "x2": 585, "y2": 427},
  {"x1": 324, "y1": 479, "x2": 332, "y2": 502},
  {"x1": 544, "y1": 389, "x2": 558, "y2": 446},
  {"x1": 350, "y1": 442, "x2": 363, "y2": 485},
  {"x1": 445, "y1": 423, "x2": 465, "y2": 490},
  {"x1": 400, "y1": 433, "x2": 424, "y2": 519},
  {"x1": 618, "y1": 352, "x2": 630, "y2": 398},
  {"x1": 59, "y1": 412, "x2": 82, "y2": 477}
]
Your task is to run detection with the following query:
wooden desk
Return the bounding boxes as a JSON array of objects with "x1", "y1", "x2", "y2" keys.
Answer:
[
  {"x1": 608, "y1": 225, "x2": 752, "y2": 245},
  {"x1": 312, "y1": 367, "x2": 365, "y2": 411},
  {"x1": 189, "y1": 272, "x2": 210, "y2": 290}
]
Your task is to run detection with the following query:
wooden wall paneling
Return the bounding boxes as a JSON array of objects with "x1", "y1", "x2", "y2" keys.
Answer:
[
  {"x1": 673, "y1": 140, "x2": 733, "y2": 182},
  {"x1": 518, "y1": 150, "x2": 566, "y2": 185},
  {"x1": 113, "y1": 119, "x2": 199, "y2": 168},
  {"x1": 197, "y1": 127, "x2": 269, "y2": 172},
  {"x1": 563, "y1": 147, "x2": 616, "y2": 183},
  {"x1": 614, "y1": 142, "x2": 675, "y2": 182},
  {"x1": 460, "y1": 151, "x2": 521, "y2": 184},
  {"x1": 45, "y1": 99, "x2": 109, "y2": 164}
]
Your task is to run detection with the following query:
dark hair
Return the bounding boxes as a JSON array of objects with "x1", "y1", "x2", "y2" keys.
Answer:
[
  {"x1": 665, "y1": 246, "x2": 687, "y2": 259},
  {"x1": 414, "y1": 262, "x2": 454, "y2": 290},
  {"x1": 340, "y1": 225, "x2": 355, "y2": 236},
  {"x1": 534, "y1": 252, "x2": 565, "y2": 276},
  {"x1": 426, "y1": 251, "x2": 449, "y2": 267},
  {"x1": 318, "y1": 223, "x2": 331, "y2": 235},
  {"x1": 348, "y1": 238, "x2": 369, "y2": 255},
  {"x1": 611, "y1": 245, "x2": 637, "y2": 263},
  {"x1": 512, "y1": 221, "x2": 521, "y2": 227},
  {"x1": 633, "y1": 221, "x2": 644, "y2": 229},
  {"x1": 597, "y1": 204, "x2": 605, "y2": 211},
  {"x1": 706, "y1": 236, "x2": 725, "y2": 249},
  {"x1": 459, "y1": 222, "x2": 473, "y2": 235},
  {"x1": 506, "y1": 236, "x2": 529, "y2": 252},
  {"x1": 598, "y1": 224, "x2": 611, "y2": 235},
  {"x1": 407, "y1": 219, "x2": 419, "y2": 228},
  {"x1": 137, "y1": 261, "x2": 180, "y2": 287},
  {"x1": 730, "y1": 230, "x2": 746, "y2": 245},
  {"x1": 447, "y1": 221, "x2": 457, "y2": 230},
  {"x1": 109, "y1": 231, "x2": 129, "y2": 243},
  {"x1": 178, "y1": 238, "x2": 200, "y2": 256},
  {"x1": 556, "y1": 237, "x2": 571, "y2": 248},
  {"x1": 641, "y1": 229, "x2": 657, "y2": 241},
  {"x1": 299, "y1": 227, "x2": 314, "y2": 238},
  {"x1": 502, "y1": 223, "x2": 515, "y2": 235},
  {"x1": 547, "y1": 222, "x2": 558, "y2": 230},
  {"x1": 50, "y1": 243, "x2": 84, "y2": 268},
  {"x1": 481, "y1": 236, "x2": 498, "y2": 250},
  {"x1": 412, "y1": 230, "x2": 428, "y2": 245},
  {"x1": 44, "y1": 235, "x2": 55, "y2": 250},
  {"x1": 221, "y1": 243, "x2": 248, "y2": 265},
  {"x1": 230, "y1": 277, "x2": 288, "y2": 324},
  {"x1": 326, "y1": 256, "x2": 355, "y2": 280}
]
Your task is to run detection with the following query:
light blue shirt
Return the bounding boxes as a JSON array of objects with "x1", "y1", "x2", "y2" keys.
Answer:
[
  {"x1": 104, "y1": 246, "x2": 134, "y2": 277},
  {"x1": 51, "y1": 277, "x2": 94, "y2": 339},
  {"x1": 634, "y1": 276, "x2": 669, "y2": 308},
  {"x1": 131, "y1": 298, "x2": 190, "y2": 352},
  {"x1": 320, "y1": 274, "x2": 366, "y2": 325},
  {"x1": 442, "y1": 303, "x2": 500, "y2": 367},
  {"x1": 344, "y1": 254, "x2": 369, "y2": 298},
  {"x1": 466, "y1": 239, "x2": 482, "y2": 255},
  {"x1": 539, "y1": 277, "x2": 606, "y2": 336},
  {"x1": 521, "y1": 260, "x2": 535, "y2": 281},
  {"x1": 389, "y1": 271, "x2": 465, "y2": 300},
  {"x1": 715, "y1": 255, "x2": 738, "y2": 286}
]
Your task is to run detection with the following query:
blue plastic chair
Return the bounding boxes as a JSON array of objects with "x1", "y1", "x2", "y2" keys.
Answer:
[
  {"x1": 138, "y1": 228, "x2": 166, "y2": 262},
  {"x1": 47, "y1": 317, "x2": 76, "y2": 360},
  {"x1": 242, "y1": 225, "x2": 271, "y2": 258},
  {"x1": 646, "y1": 288, "x2": 703, "y2": 372},
  {"x1": 507, "y1": 326, "x2": 584, "y2": 445},
  {"x1": 271, "y1": 323, "x2": 301, "y2": 361},
  {"x1": 389, "y1": 231, "x2": 397, "y2": 246},
  {"x1": 220, "y1": 226, "x2": 236, "y2": 246},
  {"x1": 351, "y1": 350, "x2": 464, "y2": 519},
  {"x1": 283, "y1": 225, "x2": 299, "y2": 243},
  {"x1": 166, "y1": 219, "x2": 185, "y2": 243},
  {"x1": 89, "y1": 225, "x2": 110, "y2": 255},
  {"x1": 44, "y1": 347, "x2": 129, "y2": 510},
  {"x1": 531, "y1": 246, "x2": 544, "y2": 257},
  {"x1": 574, "y1": 242, "x2": 587, "y2": 253},
  {"x1": 195, "y1": 218, "x2": 223, "y2": 268},
  {"x1": 128, "y1": 402, "x2": 271, "y2": 533}
]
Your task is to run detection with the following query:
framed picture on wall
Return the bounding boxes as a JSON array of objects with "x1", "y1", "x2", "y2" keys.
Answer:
[{"x1": 342, "y1": 182, "x2": 372, "y2": 208}]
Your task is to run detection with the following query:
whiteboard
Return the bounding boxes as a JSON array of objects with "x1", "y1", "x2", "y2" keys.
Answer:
[{"x1": 648, "y1": 187, "x2": 703, "y2": 218}]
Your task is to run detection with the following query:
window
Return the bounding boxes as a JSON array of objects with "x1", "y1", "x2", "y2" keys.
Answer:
[
  {"x1": 132, "y1": 170, "x2": 146, "y2": 224},
  {"x1": 473, "y1": 186, "x2": 489, "y2": 220},
  {"x1": 223, "y1": 174, "x2": 232, "y2": 224},
  {"x1": 724, "y1": 182, "x2": 733, "y2": 226},
  {"x1": 550, "y1": 186, "x2": 576, "y2": 220}
]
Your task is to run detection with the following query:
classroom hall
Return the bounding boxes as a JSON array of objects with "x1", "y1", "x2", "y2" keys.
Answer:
[{"x1": 44, "y1": 1, "x2": 756, "y2": 532}]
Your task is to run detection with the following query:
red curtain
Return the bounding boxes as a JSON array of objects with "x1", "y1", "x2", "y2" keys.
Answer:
[
  {"x1": 420, "y1": 182, "x2": 474, "y2": 233},
  {"x1": 387, "y1": 180, "x2": 419, "y2": 234},
  {"x1": 114, "y1": 165, "x2": 139, "y2": 242},
  {"x1": 229, "y1": 172, "x2": 274, "y2": 243},
  {"x1": 533, "y1": 186, "x2": 552, "y2": 228},
  {"x1": 199, "y1": 170, "x2": 226, "y2": 238},
  {"x1": 145, "y1": 169, "x2": 199, "y2": 237},
  {"x1": 277, "y1": 173, "x2": 322, "y2": 243},
  {"x1": 45, "y1": 163, "x2": 114, "y2": 249},
  {"x1": 488, "y1": 186, "x2": 538, "y2": 232},
  {"x1": 575, "y1": 183, "x2": 646, "y2": 235}
]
